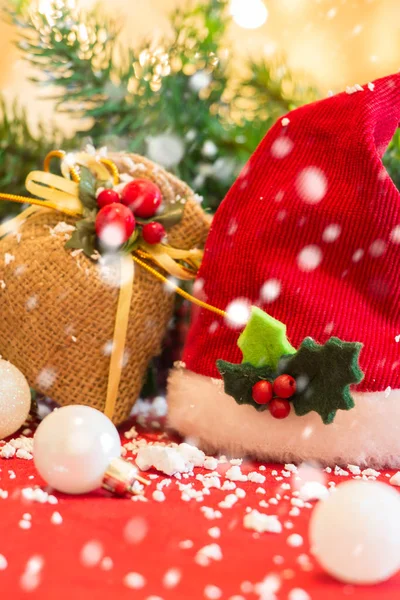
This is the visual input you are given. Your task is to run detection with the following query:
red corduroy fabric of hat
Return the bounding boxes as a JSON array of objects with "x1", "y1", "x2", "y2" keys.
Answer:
[{"x1": 168, "y1": 72, "x2": 400, "y2": 469}]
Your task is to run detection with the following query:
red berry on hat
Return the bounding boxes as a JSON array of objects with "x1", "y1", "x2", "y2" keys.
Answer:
[
  {"x1": 121, "y1": 179, "x2": 162, "y2": 219},
  {"x1": 142, "y1": 222, "x2": 166, "y2": 245},
  {"x1": 252, "y1": 380, "x2": 273, "y2": 405},
  {"x1": 269, "y1": 398, "x2": 291, "y2": 419},
  {"x1": 97, "y1": 188, "x2": 120, "y2": 209},
  {"x1": 95, "y1": 203, "x2": 135, "y2": 248},
  {"x1": 273, "y1": 374, "x2": 296, "y2": 399}
]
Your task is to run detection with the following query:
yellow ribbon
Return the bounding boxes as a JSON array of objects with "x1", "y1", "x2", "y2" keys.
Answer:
[{"x1": 0, "y1": 151, "x2": 209, "y2": 421}]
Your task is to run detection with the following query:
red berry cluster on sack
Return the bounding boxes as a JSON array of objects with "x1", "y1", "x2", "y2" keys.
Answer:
[{"x1": 95, "y1": 179, "x2": 166, "y2": 248}]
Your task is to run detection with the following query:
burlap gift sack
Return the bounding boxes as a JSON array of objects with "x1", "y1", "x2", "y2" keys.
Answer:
[{"x1": 0, "y1": 153, "x2": 210, "y2": 424}]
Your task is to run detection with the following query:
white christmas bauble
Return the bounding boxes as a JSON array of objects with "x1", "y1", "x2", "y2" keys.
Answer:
[
  {"x1": 34, "y1": 405, "x2": 121, "y2": 494},
  {"x1": 310, "y1": 480, "x2": 400, "y2": 584},
  {"x1": 146, "y1": 133, "x2": 185, "y2": 169},
  {"x1": 0, "y1": 359, "x2": 31, "y2": 439}
]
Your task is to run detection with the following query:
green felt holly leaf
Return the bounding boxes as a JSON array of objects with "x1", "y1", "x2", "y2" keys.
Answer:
[
  {"x1": 78, "y1": 166, "x2": 98, "y2": 211},
  {"x1": 65, "y1": 218, "x2": 97, "y2": 258},
  {"x1": 280, "y1": 337, "x2": 364, "y2": 424},
  {"x1": 216, "y1": 359, "x2": 276, "y2": 411},
  {"x1": 238, "y1": 306, "x2": 296, "y2": 369}
]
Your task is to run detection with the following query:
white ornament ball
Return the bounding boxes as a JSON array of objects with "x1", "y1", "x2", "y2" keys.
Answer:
[
  {"x1": 34, "y1": 405, "x2": 121, "y2": 494},
  {"x1": 0, "y1": 359, "x2": 31, "y2": 439},
  {"x1": 310, "y1": 480, "x2": 400, "y2": 584},
  {"x1": 146, "y1": 133, "x2": 185, "y2": 169}
]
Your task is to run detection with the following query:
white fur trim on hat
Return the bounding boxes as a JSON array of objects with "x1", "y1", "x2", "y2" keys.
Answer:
[{"x1": 167, "y1": 367, "x2": 400, "y2": 469}]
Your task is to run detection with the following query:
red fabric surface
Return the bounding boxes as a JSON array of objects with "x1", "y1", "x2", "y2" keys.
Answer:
[
  {"x1": 1, "y1": 410, "x2": 400, "y2": 600},
  {"x1": 183, "y1": 72, "x2": 400, "y2": 393}
]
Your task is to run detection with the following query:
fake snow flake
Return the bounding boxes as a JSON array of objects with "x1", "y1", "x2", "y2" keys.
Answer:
[
  {"x1": 390, "y1": 225, "x2": 400, "y2": 244},
  {"x1": 189, "y1": 70, "x2": 212, "y2": 92},
  {"x1": 80, "y1": 540, "x2": 104, "y2": 567},
  {"x1": 225, "y1": 465, "x2": 248, "y2": 482},
  {"x1": 287, "y1": 533, "x2": 303, "y2": 547},
  {"x1": 260, "y1": 279, "x2": 281, "y2": 304},
  {"x1": 4, "y1": 253, "x2": 15, "y2": 266},
  {"x1": 296, "y1": 167, "x2": 327, "y2": 204},
  {"x1": 202, "y1": 140, "x2": 218, "y2": 158},
  {"x1": 201, "y1": 507, "x2": 222, "y2": 520},
  {"x1": 178, "y1": 443, "x2": 206, "y2": 467},
  {"x1": 362, "y1": 468, "x2": 380, "y2": 478},
  {"x1": 124, "y1": 572, "x2": 146, "y2": 589},
  {"x1": 0, "y1": 280, "x2": 5, "y2": 290},
  {"x1": 204, "y1": 585, "x2": 222, "y2": 599},
  {"x1": 0, "y1": 444, "x2": 15, "y2": 459},
  {"x1": 256, "y1": 487, "x2": 266, "y2": 494},
  {"x1": 179, "y1": 540, "x2": 194, "y2": 549},
  {"x1": 334, "y1": 466, "x2": 349, "y2": 476},
  {"x1": 152, "y1": 490, "x2": 166, "y2": 502},
  {"x1": 346, "y1": 83, "x2": 364, "y2": 94},
  {"x1": 297, "y1": 245, "x2": 323, "y2": 272},
  {"x1": 254, "y1": 574, "x2": 281, "y2": 597},
  {"x1": 221, "y1": 480, "x2": 236, "y2": 491},
  {"x1": 298, "y1": 481, "x2": 329, "y2": 502},
  {"x1": 147, "y1": 133, "x2": 185, "y2": 169},
  {"x1": 285, "y1": 464, "x2": 297, "y2": 473},
  {"x1": 367, "y1": 82, "x2": 375, "y2": 91},
  {"x1": 218, "y1": 493, "x2": 238, "y2": 509},
  {"x1": 236, "y1": 488, "x2": 246, "y2": 499},
  {"x1": 208, "y1": 527, "x2": 221, "y2": 539},
  {"x1": 229, "y1": 458, "x2": 243, "y2": 466},
  {"x1": 163, "y1": 568, "x2": 181, "y2": 589},
  {"x1": 124, "y1": 516, "x2": 148, "y2": 544},
  {"x1": 195, "y1": 543, "x2": 223, "y2": 567},
  {"x1": 288, "y1": 588, "x2": 311, "y2": 600},
  {"x1": 271, "y1": 137, "x2": 293, "y2": 159},
  {"x1": 225, "y1": 299, "x2": 251, "y2": 329},
  {"x1": 322, "y1": 224, "x2": 341, "y2": 242},
  {"x1": 36, "y1": 368, "x2": 57, "y2": 390},
  {"x1": 136, "y1": 446, "x2": 187, "y2": 476},
  {"x1": 20, "y1": 556, "x2": 44, "y2": 592},
  {"x1": 100, "y1": 557, "x2": 113, "y2": 571},
  {"x1": 19, "y1": 519, "x2": 32, "y2": 530},
  {"x1": 203, "y1": 457, "x2": 219, "y2": 470},
  {"x1": 248, "y1": 471, "x2": 266, "y2": 484},
  {"x1": 0, "y1": 555, "x2": 7, "y2": 570},
  {"x1": 124, "y1": 425, "x2": 138, "y2": 440},
  {"x1": 16, "y1": 449, "x2": 33, "y2": 460},
  {"x1": 243, "y1": 510, "x2": 282, "y2": 534},
  {"x1": 51, "y1": 512, "x2": 63, "y2": 525},
  {"x1": 348, "y1": 464, "x2": 361, "y2": 475},
  {"x1": 389, "y1": 472, "x2": 400, "y2": 486},
  {"x1": 369, "y1": 239, "x2": 387, "y2": 258},
  {"x1": 281, "y1": 117, "x2": 290, "y2": 126}
]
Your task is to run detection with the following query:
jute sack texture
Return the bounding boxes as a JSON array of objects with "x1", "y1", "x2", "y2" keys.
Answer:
[{"x1": 0, "y1": 153, "x2": 210, "y2": 424}]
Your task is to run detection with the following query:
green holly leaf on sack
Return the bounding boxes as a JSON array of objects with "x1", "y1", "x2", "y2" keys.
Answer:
[
  {"x1": 65, "y1": 218, "x2": 97, "y2": 258},
  {"x1": 238, "y1": 306, "x2": 296, "y2": 369},
  {"x1": 121, "y1": 228, "x2": 140, "y2": 254},
  {"x1": 153, "y1": 204, "x2": 184, "y2": 228},
  {"x1": 280, "y1": 337, "x2": 364, "y2": 424},
  {"x1": 78, "y1": 166, "x2": 98, "y2": 211},
  {"x1": 216, "y1": 360, "x2": 276, "y2": 411}
]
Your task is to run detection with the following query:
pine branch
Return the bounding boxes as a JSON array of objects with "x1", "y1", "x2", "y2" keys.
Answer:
[{"x1": 0, "y1": 95, "x2": 67, "y2": 219}]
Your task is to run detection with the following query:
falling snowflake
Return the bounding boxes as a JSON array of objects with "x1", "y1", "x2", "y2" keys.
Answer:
[
  {"x1": 260, "y1": 279, "x2": 281, "y2": 303},
  {"x1": 225, "y1": 299, "x2": 251, "y2": 328},
  {"x1": 369, "y1": 239, "x2": 387, "y2": 258},
  {"x1": 297, "y1": 245, "x2": 323, "y2": 271},
  {"x1": 296, "y1": 167, "x2": 327, "y2": 204},
  {"x1": 271, "y1": 137, "x2": 294, "y2": 159},
  {"x1": 147, "y1": 133, "x2": 185, "y2": 169},
  {"x1": 322, "y1": 224, "x2": 341, "y2": 242}
]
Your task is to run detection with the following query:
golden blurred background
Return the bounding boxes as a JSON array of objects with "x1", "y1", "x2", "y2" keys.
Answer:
[{"x1": 0, "y1": 0, "x2": 399, "y2": 133}]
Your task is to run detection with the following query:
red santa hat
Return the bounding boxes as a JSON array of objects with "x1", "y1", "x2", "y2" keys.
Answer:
[{"x1": 168, "y1": 72, "x2": 400, "y2": 468}]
